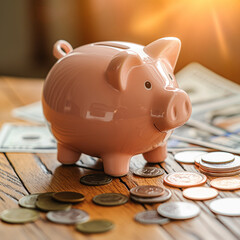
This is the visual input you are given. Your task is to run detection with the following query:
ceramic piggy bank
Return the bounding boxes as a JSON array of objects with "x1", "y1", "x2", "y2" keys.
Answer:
[{"x1": 42, "y1": 37, "x2": 192, "y2": 176}]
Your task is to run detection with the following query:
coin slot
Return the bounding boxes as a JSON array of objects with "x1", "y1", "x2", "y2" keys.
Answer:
[{"x1": 94, "y1": 43, "x2": 129, "y2": 49}]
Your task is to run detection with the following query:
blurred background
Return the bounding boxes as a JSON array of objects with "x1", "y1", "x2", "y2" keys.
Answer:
[{"x1": 0, "y1": 0, "x2": 239, "y2": 83}]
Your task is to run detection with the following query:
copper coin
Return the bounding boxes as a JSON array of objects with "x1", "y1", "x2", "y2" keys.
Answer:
[
  {"x1": 210, "y1": 177, "x2": 240, "y2": 190},
  {"x1": 164, "y1": 172, "x2": 207, "y2": 188},
  {"x1": 130, "y1": 189, "x2": 172, "y2": 203},
  {"x1": 80, "y1": 174, "x2": 112, "y2": 186},
  {"x1": 133, "y1": 167, "x2": 164, "y2": 178},
  {"x1": 52, "y1": 192, "x2": 85, "y2": 203},
  {"x1": 199, "y1": 167, "x2": 240, "y2": 177},
  {"x1": 183, "y1": 187, "x2": 218, "y2": 200},
  {"x1": 130, "y1": 185, "x2": 165, "y2": 198}
]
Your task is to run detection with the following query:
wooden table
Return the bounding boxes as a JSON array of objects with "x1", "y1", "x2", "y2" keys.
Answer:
[{"x1": 1, "y1": 76, "x2": 240, "y2": 240}]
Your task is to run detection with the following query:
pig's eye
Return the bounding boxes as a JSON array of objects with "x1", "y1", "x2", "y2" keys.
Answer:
[
  {"x1": 168, "y1": 73, "x2": 174, "y2": 81},
  {"x1": 144, "y1": 81, "x2": 152, "y2": 90}
]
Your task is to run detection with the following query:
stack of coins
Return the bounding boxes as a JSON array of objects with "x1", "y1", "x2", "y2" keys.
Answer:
[
  {"x1": 195, "y1": 152, "x2": 240, "y2": 177},
  {"x1": 130, "y1": 185, "x2": 172, "y2": 203}
]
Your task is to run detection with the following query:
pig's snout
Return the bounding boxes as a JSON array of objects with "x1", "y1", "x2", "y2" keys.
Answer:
[{"x1": 152, "y1": 88, "x2": 192, "y2": 132}]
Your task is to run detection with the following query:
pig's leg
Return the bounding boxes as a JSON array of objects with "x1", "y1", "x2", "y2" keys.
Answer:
[
  {"x1": 57, "y1": 143, "x2": 81, "y2": 165},
  {"x1": 143, "y1": 144, "x2": 167, "y2": 163},
  {"x1": 102, "y1": 153, "x2": 132, "y2": 177}
]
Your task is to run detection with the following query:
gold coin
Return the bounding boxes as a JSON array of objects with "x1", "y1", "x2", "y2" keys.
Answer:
[
  {"x1": 183, "y1": 187, "x2": 218, "y2": 200},
  {"x1": 52, "y1": 192, "x2": 85, "y2": 203},
  {"x1": 76, "y1": 219, "x2": 114, "y2": 233},
  {"x1": 1, "y1": 208, "x2": 40, "y2": 224},
  {"x1": 164, "y1": 172, "x2": 207, "y2": 188},
  {"x1": 210, "y1": 177, "x2": 240, "y2": 190}
]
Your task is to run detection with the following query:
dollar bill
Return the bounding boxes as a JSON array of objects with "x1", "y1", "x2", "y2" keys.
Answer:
[{"x1": 0, "y1": 123, "x2": 57, "y2": 153}]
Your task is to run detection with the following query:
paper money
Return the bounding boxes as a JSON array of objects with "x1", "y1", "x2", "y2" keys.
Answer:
[{"x1": 0, "y1": 123, "x2": 57, "y2": 153}]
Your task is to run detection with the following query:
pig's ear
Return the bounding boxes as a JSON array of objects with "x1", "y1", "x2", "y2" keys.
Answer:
[
  {"x1": 144, "y1": 37, "x2": 181, "y2": 70},
  {"x1": 106, "y1": 51, "x2": 142, "y2": 91}
]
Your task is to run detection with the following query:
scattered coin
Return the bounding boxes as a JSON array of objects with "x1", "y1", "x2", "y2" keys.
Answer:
[
  {"x1": 164, "y1": 172, "x2": 207, "y2": 188},
  {"x1": 52, "y1": 192, "x2": 85, "y2": 203},
  {"x1": 36, "y1": 192, "x2": 71, "y2": 211},
  {"x1": 130, "y1": 185, "x2": 165, "y2": 198},
  {"x1": 1, "y1": 208, "x2": 40, "y2": 224},
  {"x1": 209, "y1": 198, "x2": 240, "y2": 216},
  {"x1": 130, "y1": 189, "x2": 172, "y2": 203},
  {"x1": 133, "y1": 167, "x2": 164, "y2": 177},
  {"x1": 80, "y1": 174, "x2": 112, "y2": 186},
  {"x1": 199, "y1": 156, "x2": 240, "y2": 172},
  {"x1": 19, "y1": 193, "x2": 39, "y2": 209},
  {"x1": 199, "y1": 167, "x2": 240, "y2": 177},
  {"x1": 157, "y1": 202, "x2": 200, "y2": 220},
  {"x1": 183, "y1": 187, "x2": 218, "y2": 200},
  {"x1": 210, "y1": 177, "x2": 240, "y2": 190},
  {"x1": 47, "y1": 208, "x2": 89, "y2": 224},
  {"x1": 135, "y1": 210, "x2": 170, "y2": 225},
  {"x1": 76, "y1": 219, "x2": 114, "y2": 233},
  {"x1": 174, "y1": 151, "x2": 207, "y2": 164},
  {"x1": 202, "y1": 152, "x2": 235, "y2": 164},
  {"x1": 93, "y1": 193, "x2": 128, "y2": 206}
]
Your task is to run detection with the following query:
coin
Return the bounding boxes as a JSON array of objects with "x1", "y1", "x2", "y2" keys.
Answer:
[
  {"x1": 174, "y1": 151, "x2": 207, "y2": 164},
  {"x1": 133, "y1": 167, "x2": 164, "y2": 177},
  {"x1": 130, "y1": 185, "x2": 165, "y2": 198},
  {"x1": 93, "y1": 193, "x2": 128, "y2": 206},
  {"x1": 183, "y1": 187, "x2": 218, "y2": 200},
  {"x1": 199, "y1": 167, "x2": 240, "y2": 177},
  {"x1": 47, "y1": 208, "x2": 89, "y2": 224},
  {"x1": 157, "y1": 202, "x2": 200, "y2": 220},
  {"x1": 80, "y1": 174, "x2": 112, "y2": 186},
  {"x1": 36, "y1": 192, "x2": 71, "y2": 211},
  {"x1": 164, "y1": 172, "x2": 207, "y2": 188},
  {"x1": 52, "y1": 192, "x2": 85, "y2": 203},
  {"x1": 135, "y1": 210, "x2": 170, "y2": 225},
  {"x1": 130, "y1": 189, "x2": 172, "y2": 203},
  {"x1": 210, "y1": 177, "x2": 240, "y2": 190},
  {"x1": 209, "y1": 198, "x2": 240, "y2": 216},
  {"x1": 76, "y1": 219, "x2": 114, "y2": 233},
  {"x1": 202, "y1": 152, "x2": 235, "y2": 164},
  {"x1": 199, "y1": 156, "x2": 240, "y2": 172},
  {"x1": 1, "y1": 208, "x2": 40, "y2": 223},
  {"x1": 19, "y1": 194, "x2": 39, "y2": 209},
  {"x1": 195, "y1": 155, "x2": 204, "y2": 166}
]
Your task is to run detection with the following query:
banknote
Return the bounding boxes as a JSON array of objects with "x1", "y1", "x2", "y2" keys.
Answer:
[
  {"x1": 176, "y1": 62, "x2": 240, "y2": 105},
  {"x1": 12, "y1": 101, "x2": 45, "y2": 124},
  {"x1": 172, "y1": 124, "x2": 240, "y2": 154},
  {"x1": 0, "y1": 123, "x2": 57, "y2": 153}
]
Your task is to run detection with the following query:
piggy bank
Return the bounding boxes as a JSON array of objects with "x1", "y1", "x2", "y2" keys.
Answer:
[{"x1": 42, "y1": 37, "x2": 191, "y2": 176}]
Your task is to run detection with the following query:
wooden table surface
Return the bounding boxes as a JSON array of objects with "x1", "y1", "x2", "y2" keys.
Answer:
[{"x1": 1, "y1": 76, "x2": 240, "y2": 240}]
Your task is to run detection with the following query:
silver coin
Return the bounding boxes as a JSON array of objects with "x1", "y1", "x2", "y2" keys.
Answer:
[
  {"x1": 157, "y1": 202, "x2": 200, "y2": 220},
  {"x1": 133, "y1": 167, "x2": 164, "y2": 178},
  {"x1": 19, "y1": 194, "x2": 39, "y2": 209},
  {"x1": 175, "y1": 151, "x2": 207, "y2": 164},
  {"x1": 209, "y1": 198, "x2": 240, "y2": 216},
  {"x1": 130, "y1": 189, "x2": 172, "y2": 203},
  {"x1": 202, "y1": 152, "x2": 235, "y2": 164},
  {"x1": 135, "y1": 210, "x2": 170, "y2": 225},
  {"x1": 46, "y1": 208, "x2": 89, "y2": 224},
  {"x1": 199, "y1": 156, "x2": 240, "y2": 172}
]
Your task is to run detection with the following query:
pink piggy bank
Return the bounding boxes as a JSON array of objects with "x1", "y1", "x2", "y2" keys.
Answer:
[{"x1": 42, "y1": 37, "x2": 191, "y2": 176}]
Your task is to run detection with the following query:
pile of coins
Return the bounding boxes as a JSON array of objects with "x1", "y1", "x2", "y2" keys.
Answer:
[
  {"x1": 130, "y1": 185, "x2": 172, "y2": 203},
  {"x1": 195, "y1": 152, "x2": 240, "y2": 177},
  {"x1": 1, "y1": 190, "x2": 115, "y2": 234}
]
